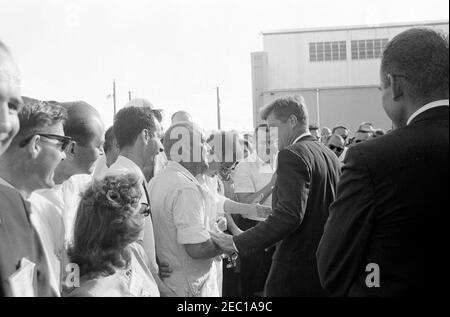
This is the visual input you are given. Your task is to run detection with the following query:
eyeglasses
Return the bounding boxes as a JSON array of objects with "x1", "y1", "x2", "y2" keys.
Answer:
[
  {"x1": 140, "y1": 202, "x2": 151, "y2": 217},
  {"x1": 141, "y1": 181, "x2": 151, "y2": 217},
  {"x1": 19, "y1": 133, "x2": 72, "y2": 151},
  {"x1": 328, "y1": 144, "x2": 344, "y2": 153}
]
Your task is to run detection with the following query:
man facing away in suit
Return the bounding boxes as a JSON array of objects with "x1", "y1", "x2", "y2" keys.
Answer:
[
  {"x1": 211, "y1": 95, "x2": 341, "y2": 296},
  {"x1": 317, "y1": 27, "x2": 449, "y2": 296}
]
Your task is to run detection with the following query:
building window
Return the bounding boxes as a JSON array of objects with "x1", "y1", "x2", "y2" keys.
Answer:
[
  {"x1": 351, "y1": 38, "x2": 389, "y2": 60},
  {"x1": 309, "y1": 41, "x2": 347, "y2": 62}
]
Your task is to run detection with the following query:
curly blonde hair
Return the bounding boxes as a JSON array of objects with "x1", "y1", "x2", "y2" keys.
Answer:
[{"x1": 68, "y1": 173, "x2": 144, "y2": 278}]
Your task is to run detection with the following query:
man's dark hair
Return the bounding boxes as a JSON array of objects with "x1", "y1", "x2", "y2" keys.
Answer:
[
  {"x1": 103, "y1": 126, "x2": 116, "y2": 154},
  {"x1": 14, "y1": 97, "x2": 67, "y2": 143},
  {"x1": 309, "y1": 123, "x2": 320, "y2": 131},
  {"x1": 381, "y1": 27, "x2": 449, "y2": 101},
  {"x1": 260, "y1": 95, "x2": 309, "y2": 127},
  {"x1": 332, "y1": 125, "x2": 349, "y2": 134},
  {"x1": 114, "y1": 106, "x2": 157, "y2": 149},
  {"x1": 60, "y1": 101, "x2": 100, "y2": 147}
]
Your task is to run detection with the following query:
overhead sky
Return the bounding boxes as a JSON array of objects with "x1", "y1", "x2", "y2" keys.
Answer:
[{"x1": 1, "y1": 0, "x2": 448, "y2": 131}]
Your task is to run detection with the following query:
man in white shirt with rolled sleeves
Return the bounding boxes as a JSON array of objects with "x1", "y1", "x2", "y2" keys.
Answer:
[{"x1": 232, "y1": 123, "x2": 278, "y2": 296}]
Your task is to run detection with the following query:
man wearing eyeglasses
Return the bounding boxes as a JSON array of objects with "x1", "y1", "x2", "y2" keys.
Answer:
[
  {"x1": 326, "y1": 134, "x2": 346, "y2": 162},
  {"x1": 0, "y1": 94, "x2": 67, "y2": 297},
  {"x1": 317, "y1": 28, "x2": 449, "y2": 296},
  {"x1": 27, "y1": 100, "x2": 105, "y2": 294}
]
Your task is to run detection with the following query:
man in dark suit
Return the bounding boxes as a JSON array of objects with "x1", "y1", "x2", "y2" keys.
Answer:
[
  {"x1": 317, "y1": 27, "x2": 449, "y2": 296},
  {"x1": 211, "y1": 95, "x2": 341, "y2": 296}
]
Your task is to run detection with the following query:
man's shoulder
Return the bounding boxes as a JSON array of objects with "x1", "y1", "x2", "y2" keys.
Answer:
[
  {"x1": 150, "y1": 166, "x2": 198, "y2": 192},
  {"x1": 0, "y1": 185, "x2": 23, "y2": 210}
]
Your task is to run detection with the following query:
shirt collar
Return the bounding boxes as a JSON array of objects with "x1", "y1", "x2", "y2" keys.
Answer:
[
  {"x1": 166, "y1": 161, "x2": 201, "y2": 186},
  {"x1": 407, "y1": 99, "x2": 449, "y2": 126},
  {"x1": 109, "y1": 155, "x2": 146, "y2": 182},
  {"x1": 0, "y1": 176, "x2": 15, "y2": 190},
  {"x1": 292, "y1": 132, "x2": 312, "y2": 145}
]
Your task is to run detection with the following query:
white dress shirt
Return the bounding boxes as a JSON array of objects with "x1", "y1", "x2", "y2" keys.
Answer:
[{"x1": 406, "y1": 99, "x2": 449, "y2": 125}]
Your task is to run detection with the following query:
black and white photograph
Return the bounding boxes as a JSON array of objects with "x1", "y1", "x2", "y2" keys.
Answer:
[{"x1": 0, "y1": 0, "x2": 448, "y2": 302}]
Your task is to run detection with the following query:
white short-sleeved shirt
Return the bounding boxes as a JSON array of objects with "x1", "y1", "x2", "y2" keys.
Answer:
[
  {"x1": 37, "y1": 174, "x2": 92, "y2": 245},
  {"x1": 233, "y1": 152, "x2": 274, "y2": 221},
  {"x1": 29, "y1": 193, "x2": 65, "y2": 294},
  {"x1": 148, "y1": 161, "x2": 219, "y2": 297}
]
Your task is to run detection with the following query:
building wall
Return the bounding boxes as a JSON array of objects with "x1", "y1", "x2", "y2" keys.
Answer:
[
  {"x1": 252, "y1": 21, "x2": 449, "y2": 132},
  {"x1": 258, "y1": 86, "x2": 390, "y2": 132}
]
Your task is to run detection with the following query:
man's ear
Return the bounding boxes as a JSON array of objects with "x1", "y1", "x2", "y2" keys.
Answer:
[
  {"x1": 388, "y1": 74, "x2": 404, "y2": 101},
  {"x1": 141, "y1": 129, "x2": 151, "y2": 144},
  {"x1": 26, "y1": 135, "x2": 41, "y2": 159},
  {"x1": 288, "y1": 114, "x2": 298, "y2": 128},
  {"x1": 65, "y1": 141, "x2": 76, "y2": 160}
]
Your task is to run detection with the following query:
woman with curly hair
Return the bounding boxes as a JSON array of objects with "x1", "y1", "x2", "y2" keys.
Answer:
[{"x1": 65, "y1": 173, "x2": 159, "y2": 297}]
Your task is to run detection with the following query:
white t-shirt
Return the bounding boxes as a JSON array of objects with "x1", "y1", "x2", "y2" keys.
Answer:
[{"x1": 233, "y1": 152, "x2": 274, "y2": 221}]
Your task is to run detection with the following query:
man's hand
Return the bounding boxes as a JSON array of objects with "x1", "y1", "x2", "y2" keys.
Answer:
[
  {"x1": 210, "y1": 231, "x2": 238, "y2": 254},
  {"x1": 256, "y1": 204, "x2": 272, "y2": 218},
  {"x1": 247, "y1": 204, "x2": 272, "y2": 219},
  {"x1": 216, "y1": 216, "x2": 228, "y2": 232},
  {"x1": 158, "y1": 261, "x2": 172, "y2": 279}
]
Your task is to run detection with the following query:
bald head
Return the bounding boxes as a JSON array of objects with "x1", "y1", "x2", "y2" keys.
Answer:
[
  {"x1": 163, "y1": 121, "x2": 207, "y2": 175},
  {"x1": 60, "y1": 101, "x2": 104, "y2": 146},
  {"x1": 171, "y1": 111, "x2": 192, "y2": 125}
]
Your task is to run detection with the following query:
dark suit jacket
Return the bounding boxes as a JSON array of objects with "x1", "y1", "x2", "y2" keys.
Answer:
[
  {"x1": 0, "y1": 184, "x2": 54, "y2": 297},
  {"x1": 317, "y1": 106, "x2": 450, "y2": 297},
  {"x1": 234, "y1": 135, "x2": 341, "y2": 296}
]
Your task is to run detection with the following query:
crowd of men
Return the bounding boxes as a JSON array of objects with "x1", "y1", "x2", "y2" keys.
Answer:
[{"x1": 0, "y1": 26, "x2": 448, "y2": 297}]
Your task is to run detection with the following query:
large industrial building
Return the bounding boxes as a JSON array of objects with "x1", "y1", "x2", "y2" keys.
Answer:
[{"x1": 251, "y1": 20, "x2": 449, "y2": 132}]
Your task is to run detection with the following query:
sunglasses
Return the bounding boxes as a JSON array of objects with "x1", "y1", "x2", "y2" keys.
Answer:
[
  {"x1": 139, "y1": 202, "x2": 151, "y2": 217},
  {"x1": 328, "y1": 144, "x2": 344, "y2": 153},
  {"x1": 141, "y1": 181, "x2": 152, "y2": 217},
  {"x1": 19, "y1": 133, "x2": 72, "y2": 151}
]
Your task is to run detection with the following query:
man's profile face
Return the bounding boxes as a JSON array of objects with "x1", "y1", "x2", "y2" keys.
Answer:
[
  {"x1": 0, "y1": 51, "x2": 22, "y2": 156},
  {"x1": 32, "y1": 122, "x2": 67, "y2": 190},
  {"x1": 75, "y1": 117, "x2": 105, "y2": 174},
  {"x1": 379, "y1": 70, "x2": 400, "y2": 127},
  {"x1": 334, "y1": 128, "x2": 348, "y2": 140},
  {"x1": 266, "y1": 112, "x2": 291, "y2": 151},
  {"x1": 144, "y1": 120, "x2": 164, "y2": 167}
]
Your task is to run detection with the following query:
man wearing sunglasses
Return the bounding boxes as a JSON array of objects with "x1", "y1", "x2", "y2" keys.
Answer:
[
  {"x1": 0, "y1": 94, "x2": 67, "y2": 297},
  {"x1": 28, "y1": 100, "x2": 105, "y2": 293},
  {"x1": 326, "y1": 134, "x2": 346, "y2": 162}
]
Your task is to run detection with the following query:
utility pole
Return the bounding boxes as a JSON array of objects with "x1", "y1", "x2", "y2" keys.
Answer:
[
  {"x1": 216, "y1": 86, "x2": 221, "y2": 130},
  {"x1": 128, "y1": 90, "x2": 132, "y2": 101},
  {"x1": 113, "y1": 80, "x2": 117, "y2": 116}
]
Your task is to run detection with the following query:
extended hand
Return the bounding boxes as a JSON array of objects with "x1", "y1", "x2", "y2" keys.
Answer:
[
  {"x1": 256, "y1": 204, "x2": 272, "y2": 218},
  {"x1": 210, "y1": 231, "x2": 238, "y2": 254}
]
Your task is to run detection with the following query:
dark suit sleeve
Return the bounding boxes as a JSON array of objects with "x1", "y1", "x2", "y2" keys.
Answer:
[
  {"x1": 234, "y1": 148, "x2": 310, "y2": 252},
  {"x1": 316, "y1": 146, "x2": 375, "y2": 296}
]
